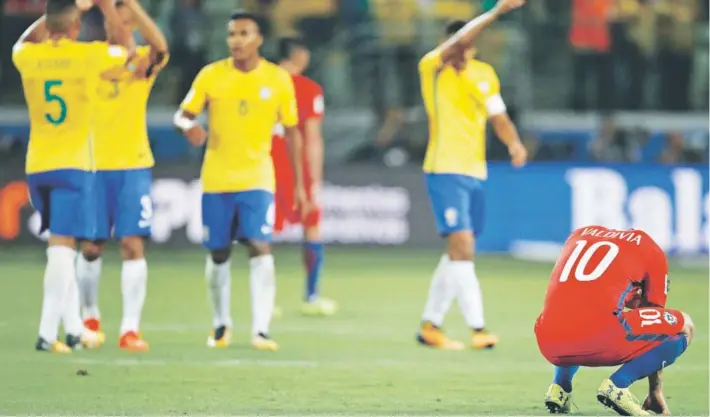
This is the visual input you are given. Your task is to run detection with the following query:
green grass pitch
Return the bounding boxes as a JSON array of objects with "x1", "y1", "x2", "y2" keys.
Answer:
[{"x1": 0, "y1": 246, "x2": 707, "y2": 415}]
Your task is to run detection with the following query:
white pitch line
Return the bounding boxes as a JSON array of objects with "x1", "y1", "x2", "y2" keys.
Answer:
[{"x1": 71, "y1": 358, "x2": 319, "y2": 367}]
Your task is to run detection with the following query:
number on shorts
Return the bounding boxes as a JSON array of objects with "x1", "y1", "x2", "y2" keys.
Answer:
[
  {"x1": 559, "y1": 240, "x2": 620, "y2": 283},
  {"x1": 138, "y1": 195, "x2": 153, "y2": 228},
  {"x1": 639, "y1": 308, "x2": 662, "y2": 327}
]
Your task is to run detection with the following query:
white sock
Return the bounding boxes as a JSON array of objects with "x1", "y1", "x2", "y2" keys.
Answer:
[
  {"x1": 38, "y1": 246, "x2": 76, "y2": 343},
  {"x1": 421, "y1": 254, "x2": 455, "y2": 326},
  {"x1": 450, "y1": 260, "x2": 486, "y2": 330},
  {"x1": 249, "y1": 254, "x2": 275, "y2": 336},
  {"x1": 205, "y1": 256, "x2": 232, "y2": 329},
  {"x1": 76, "y1": 256, "x2": 102, "y2": 320},
  {"x1": 119, "y1": 259, "x2": 148, "y2": 335},
  {"x1": 61, "y1": 270, "x2": 84, "y2": 336}
]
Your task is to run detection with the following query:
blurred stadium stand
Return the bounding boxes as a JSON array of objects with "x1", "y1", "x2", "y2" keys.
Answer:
[{"x1": 0, "y1": 0, "x2": 707, "y2": 256}]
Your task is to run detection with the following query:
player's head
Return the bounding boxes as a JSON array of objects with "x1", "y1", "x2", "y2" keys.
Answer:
[
  {"x1": 444, "y1": 20, "x2": 475, "y2": 68},
  {"x1": 227, "y1": 10, "x2": 263, "y2": 62},
  {"x1": 45, "y1": 0, "x2": 82, "y2": 39},
  {"x1": 114, "y1": 1, "x2": 138, "y2": 31},
  {"x1": 277, "y1": 37, "x2": 310, "y2": 75}
]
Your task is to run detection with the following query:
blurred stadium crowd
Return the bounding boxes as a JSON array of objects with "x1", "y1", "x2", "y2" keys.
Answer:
[{"x1": 1, "y1": 0, "x2": 708, "y2": 166}]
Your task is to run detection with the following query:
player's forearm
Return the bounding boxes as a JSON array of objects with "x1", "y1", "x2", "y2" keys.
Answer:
[
  {"x1": 128, "y1": 1, "x2": 168, "y2": 55},
  {"x1": 306, "y1": 136, "x2": 323, "y2": 186},
  {"x1": 285, "y1": 127, "x2": 305, "y2": 187},
  {"x1": 15, "y1": 15, "x2": 47, "y2": 45},
  {"x1": 101, "y1": 2, "x2": 136, "y2": 56},
  {"x1": 440, "y1": 10, "x2": 500, "y2": 63},
  {"x1": 648, "y1": 370, "x2": 663, "y2": 394},
  {"x1": 490, "y1": 113, "x2": 522, "y2": 147}
]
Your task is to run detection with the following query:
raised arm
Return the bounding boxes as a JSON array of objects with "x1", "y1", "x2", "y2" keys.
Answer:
[
  {"x1": 14, "y1": 16, "x2": 48, "y2": 48},
  {"x1": 122, "y1": 0, "x2": 169, "y2": 68},
  {"x1": 97, "y1": 0, "x2": 135, "y2": 57},
  {"x1": 438, "y1": 0, "x2": 525, "y2": 66}
]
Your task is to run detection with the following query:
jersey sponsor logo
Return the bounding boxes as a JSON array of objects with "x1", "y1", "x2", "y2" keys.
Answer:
[{"x1": 663, "y1": 311, "x2": 677, "y2": 325}]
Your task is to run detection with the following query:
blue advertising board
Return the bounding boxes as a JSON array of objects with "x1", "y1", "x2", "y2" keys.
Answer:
[{"x1": 479, "y1": 163, "x2": 709, "y2": 256}]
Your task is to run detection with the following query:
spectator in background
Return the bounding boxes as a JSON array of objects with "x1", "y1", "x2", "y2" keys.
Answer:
[
  {"x1": 170, "y1": 0, "x2": 209, "y2": 105},
  {"x1": 609, "y1": 0, "x2": 655, "y2": 110},
  {"x1": 655, "y1": 0, "x2": 696, "y2": 111},
  {"x1": 589, "y1": 115, "x2": 648, "y2": 162},
  {"x1": 659, "y1": 131, "x2": 708, "y2": 164},
  {"x1": 569, "y1": 0, "x2": 614, "y2": 111}
]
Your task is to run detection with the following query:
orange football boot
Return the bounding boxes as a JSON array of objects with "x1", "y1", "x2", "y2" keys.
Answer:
[
  {"x1": 471, "y1": 329, "x2": 499, "y2": 349},
  {"x1": 84, "y1": 318, "x2": 101, "y2": 332},
  {"x1": 416, "y1": 321, "x2": 465, "y2": 350},
  {"x1": 119, "y1": 331, "x2": 150, "y2": 352}
]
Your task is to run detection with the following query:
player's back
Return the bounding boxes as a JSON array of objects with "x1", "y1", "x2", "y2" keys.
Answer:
[
  {"x1": 419, "y1": 55, "x2": 499, "y2": 179},
  {"x1": 537, "y1": 226, "x2": 664, "y2": 340},
  {"x1": 94, "y1": 45, "x2": 157, "y2": 170},
  {"x1": 12, "y1": 39, "x2": 126, "y2": 173}
]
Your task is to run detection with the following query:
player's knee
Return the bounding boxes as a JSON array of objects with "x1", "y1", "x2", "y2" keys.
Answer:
[
  {"x1": 245, "y1": 241, "x2": 271, "y2": 258},
  {"x1": 119, "y1": 237, "x2": 144, "y2": 260},
  {"x1": 681, "y1": 312, "x2": 695, "y2": 345},
  {"x1": 446, "y1": 231, "x2": 474, "y2": 261},
  {"x1": 81, "y1": 241, "x2": 104, "y2": 261},
  {"x1": 211, "y1": 249, "x2": 231, "y2": 265}
]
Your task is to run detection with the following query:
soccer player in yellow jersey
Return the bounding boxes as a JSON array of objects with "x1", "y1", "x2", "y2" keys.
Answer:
[
  {"x1": 415, "y1": 0, "x2": 528, "y2": 351},
  {"x1": 173, "y1": 11, "x2": 307, "y2": 351},
  {"x1": 73, "y1": 0, "x2": 168, "y2": 353},
  {"x1": 12, "y1": 0, "x2": 134, "y2": 353}
]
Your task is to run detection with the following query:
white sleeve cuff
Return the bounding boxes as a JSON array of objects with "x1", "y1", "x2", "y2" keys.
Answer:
[{"x1": 485, "y1": 94, "x2": 507, "y2": 116}]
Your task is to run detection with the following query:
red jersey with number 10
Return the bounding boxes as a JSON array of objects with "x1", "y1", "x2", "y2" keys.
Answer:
[{"x1": 536, "y1": 226, "x2": 668, "y2": 341}]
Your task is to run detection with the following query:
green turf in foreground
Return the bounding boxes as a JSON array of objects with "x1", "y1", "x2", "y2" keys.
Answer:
[{"x1": 0, "y1": 247, "x2": 707, "y2": 415}]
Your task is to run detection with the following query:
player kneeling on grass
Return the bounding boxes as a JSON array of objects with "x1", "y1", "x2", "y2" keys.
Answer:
[
  {"x1": 75, "y1": 0, "x2": 168, "y2": 353},
  {"x1": 535, "y1": 225, "x2": 694, "y2": 416}
]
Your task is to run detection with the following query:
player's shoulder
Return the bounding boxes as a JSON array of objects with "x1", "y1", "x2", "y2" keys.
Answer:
[
  {"x1": 470, "y1": 59, "x2": 498, "y2": 77},
  {"x1": 292, "y1": 74, "x2": 323, "y2": 93},
  {"x1": 196, "y1": 58, "x2": 229, "y2": 81}
]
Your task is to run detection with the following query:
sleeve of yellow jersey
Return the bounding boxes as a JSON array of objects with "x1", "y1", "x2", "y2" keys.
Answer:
[
  {"x1": 279, "y1": 71, "x2": 298, "y2": 128},
  {"x1": 418, "y1": 48, "x2": 443, "y2": 74},
  {"x1": 11, "y1": 42, "x2": 30, "y2": 71},
  {"x1": 180, "y1": 67, "x2": 210, "y2": 115},
  {"x1": 90, "y1": 41, "x2": 129, "y2": 73},
  {"x1": 481, "y1": 65, "x2": 507, "y2": 118}
]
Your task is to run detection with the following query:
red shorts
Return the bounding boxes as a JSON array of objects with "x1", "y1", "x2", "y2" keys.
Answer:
[
  {"x1": 272, "y1": 139, "x2": 321, "y2": 233},
  {"x1": 535, "y1": 307, "x2": 685, "y2": 367}
]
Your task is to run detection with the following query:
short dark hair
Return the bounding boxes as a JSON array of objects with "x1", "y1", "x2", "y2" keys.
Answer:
[
  {"x1": 45, "y1": 0, "x2": 78, "y2": 32},
  {"x1": 278, "y1": 37, "x2": 307, "y2": 61},
  {"x1": 445, "y1": 20, "x2": 467, "y2": 36},
  {"x1": 116, "y1": 0, "x2": 126, "y2": 7},
  {"x1": 230, "y1": 10, "x2": 263, "y2": 34}
]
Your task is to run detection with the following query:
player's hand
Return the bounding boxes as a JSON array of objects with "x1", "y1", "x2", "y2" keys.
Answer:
[
  {"x1": 508, "y1": 142, "x2": 528, "y2": 167},
  {"x1": 643, "y1": 392, "x2": 670, "y2": 415},
  {"x1": 185, "y1": 125, "x2": 208, "y2": 147},
  {"x1": 493, "y1": 0, "x2": 526, "y2": 15},
  {"x1": 293, "y1": 184, "x2": 312, "y2": 219},
  {"x1": 94, "y1": 0, "x2": 115, "y2": 9},
  {"x1": 75, "y1": 0, "x2": 94, "y2": 11}
]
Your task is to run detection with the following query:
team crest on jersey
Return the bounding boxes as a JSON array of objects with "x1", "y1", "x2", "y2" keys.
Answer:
[
  {"x1": 259, "y1": 87, "x2": 271, "y2": 100},
  {"x1": 663, "y1": 312, "x2": 677, "y2": 325}
]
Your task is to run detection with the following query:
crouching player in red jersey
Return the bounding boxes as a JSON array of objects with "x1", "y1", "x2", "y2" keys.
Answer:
[
  {"x1": 271, "y1": 37, "x2": 337, "y2": 316},
  {"x1": 535, "y1": 226, "x2": 695, "y2": 416}
]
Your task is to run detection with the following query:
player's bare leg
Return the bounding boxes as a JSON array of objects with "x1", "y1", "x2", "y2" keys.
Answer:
[
  {"x1": 447, "y1": 231, "x2": 498, "y2": 349},
  {"x1": 38, "y1": 236, "x2": 102, "y2": 353},
  {"x1": 77, "y1": 241, "x2": 105, "y2": 332},
  {"x1": 245, "y1": 241, "x2": 278, "y2": 351},
  {"x1": 301, "y1": 224, "x2": 337, "y2": 316},
  {"x1": 206, "y1": 248, "x2": 233, "y2": 348},
  {"x1": 116, "y1": 236, "x2": 149, "y2": 352},
  {"x1": 598, "y1": 313, "x2": 693, "y2": 416}
]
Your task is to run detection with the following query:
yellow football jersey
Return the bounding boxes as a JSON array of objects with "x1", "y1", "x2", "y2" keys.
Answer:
[
  {"x1": 419, "y1": 48, "x2": 502, "y2": 180},
  {"x1": 95, "y1": 45, "x2": 168, "y2": 170},
  {"x1": 181, "y1": 59, "x2": 298, "y2": 193},
  {"x1": 12, "y1": 39, "x2": 128, "y2": 174}
]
